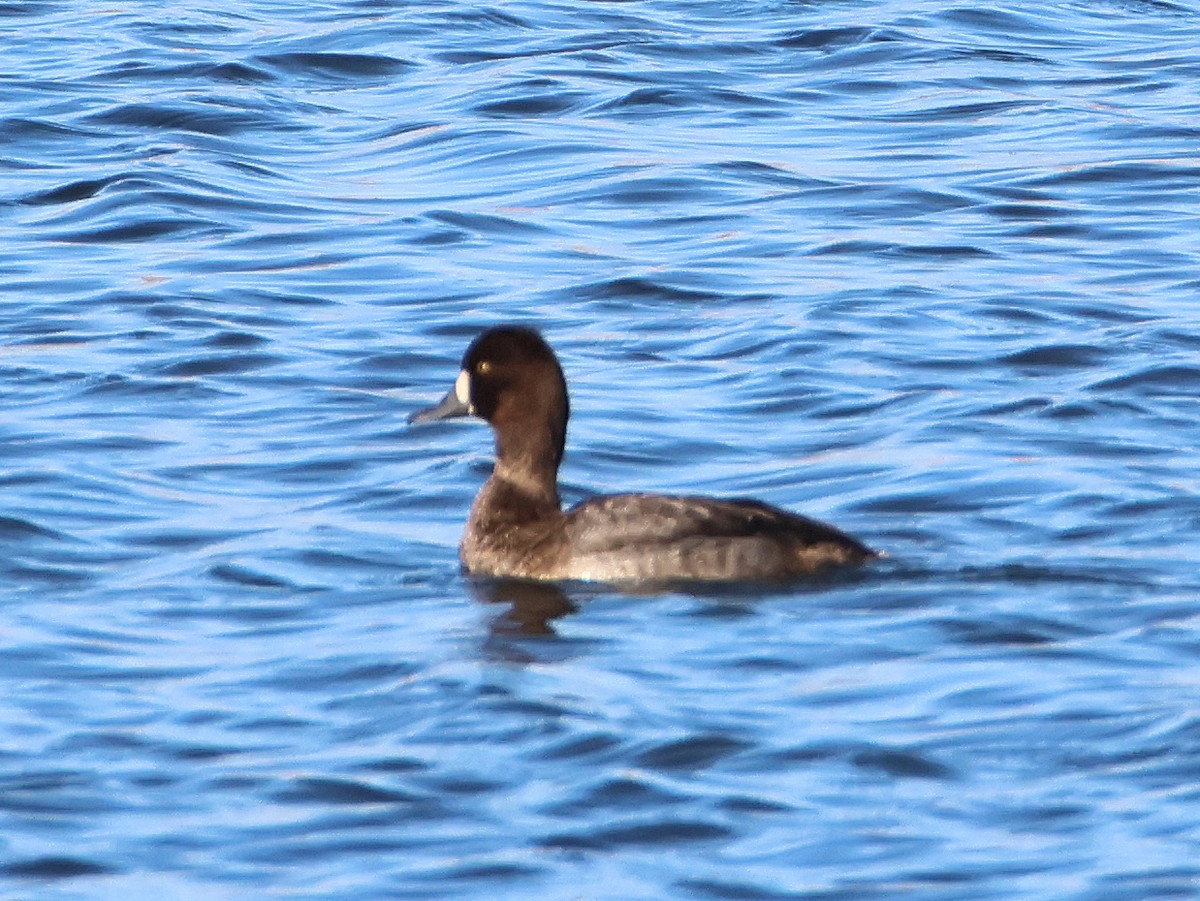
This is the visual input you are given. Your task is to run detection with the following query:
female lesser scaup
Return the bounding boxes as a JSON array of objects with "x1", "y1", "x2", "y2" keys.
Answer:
[{"x1": 409, "y1": 326, "x2": 875, "y2": 583}]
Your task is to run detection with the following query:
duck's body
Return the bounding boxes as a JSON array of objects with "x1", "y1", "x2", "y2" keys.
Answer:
[
  {"x1": 410, "y1": 327, "x2": 874, "y2": 584},
  {"x1": 462, "y1": 482, "x2": 870, "y2": 582}
]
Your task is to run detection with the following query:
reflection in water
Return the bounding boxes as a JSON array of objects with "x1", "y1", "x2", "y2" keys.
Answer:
[{"x1": 469, "y1": 577, "x2": 578, "y2": 636}]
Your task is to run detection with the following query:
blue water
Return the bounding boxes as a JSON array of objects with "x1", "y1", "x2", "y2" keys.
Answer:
[{"x1": 3, "y1": 1, "x2": 1200, "y2": 898}]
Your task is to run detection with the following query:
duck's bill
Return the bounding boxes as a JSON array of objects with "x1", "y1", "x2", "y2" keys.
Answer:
[{"x1": 408, "y1": 388, "x2": 471, "y2": 424}]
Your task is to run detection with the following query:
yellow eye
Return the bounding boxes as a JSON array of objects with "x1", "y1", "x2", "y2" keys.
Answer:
[{"x1": 477, "y1": 361, "x2": 492, "y2": 374}]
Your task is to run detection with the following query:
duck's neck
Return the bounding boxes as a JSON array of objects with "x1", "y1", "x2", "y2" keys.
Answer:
[{"x1": 491, "y1": 427, "x2": 561, "y2": 511}]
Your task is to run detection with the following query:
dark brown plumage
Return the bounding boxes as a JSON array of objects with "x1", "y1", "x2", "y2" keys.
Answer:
[{"x1": 410, "y1": 326, "x2": 875, "y2": 583}]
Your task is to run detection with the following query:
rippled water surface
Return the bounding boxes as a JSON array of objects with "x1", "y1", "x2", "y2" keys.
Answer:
[{"x1": 3, "y1": 1, "x2": 1200, "y2": 898}]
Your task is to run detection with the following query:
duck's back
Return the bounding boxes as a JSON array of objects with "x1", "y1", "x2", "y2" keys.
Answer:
[{"x1": 562, "y1": 493, "x2": 873, "y2": 583}]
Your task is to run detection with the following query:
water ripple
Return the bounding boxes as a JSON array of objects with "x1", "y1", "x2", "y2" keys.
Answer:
[{"x1": 2, "y1": 1, "x2": 1199, "y2": 898}]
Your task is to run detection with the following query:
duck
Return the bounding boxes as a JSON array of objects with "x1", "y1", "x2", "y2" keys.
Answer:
[{"x1": 409, "y1": 326, "x2": 875, "y2": 583}]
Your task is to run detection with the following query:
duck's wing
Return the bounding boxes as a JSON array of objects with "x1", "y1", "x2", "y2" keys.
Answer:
[{"x1": 565, "y1": 493, "x2": 872, "y2": 557}]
